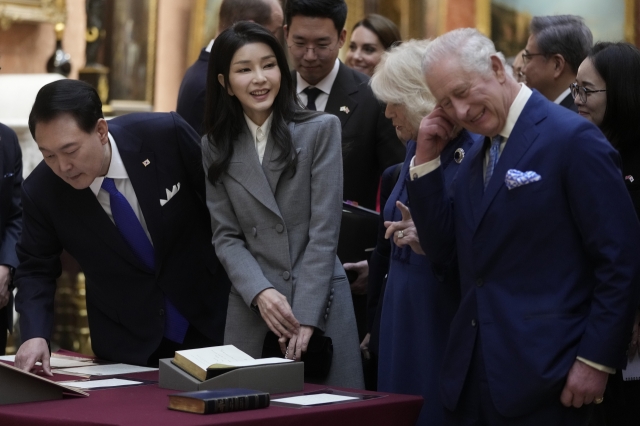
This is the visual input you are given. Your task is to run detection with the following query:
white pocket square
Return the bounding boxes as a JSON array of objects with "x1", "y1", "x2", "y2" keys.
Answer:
[
  {"x1": 505, "y1": 169, "x2": 541, "y2": 190},
  {"x1": 160, "y1": 183, "x2": 181, "y2": 206}
]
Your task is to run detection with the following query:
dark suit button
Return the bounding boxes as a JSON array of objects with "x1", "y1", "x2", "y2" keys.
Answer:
[
  {"x1": 327, "y1": 301, "x2": 331, "y2": 307},
  {"x1": 252, "y1": 227, "x2": 257, "y2": 237},
  {"x1": 283, "y1": 271, "x2": 290, "y2": 280},
  {"x1": 159, "y1": 308, "x2": 165, "y2": 316},
  {"x1": 329, "y1": 295, "x2": 334, "y2": 301},
  {"x1": 476, "y1": 278, "x2": 483, "y2": 287},
  {"x1": 275, "y1": 224, "x2": 284, "y2": 233},
  {"x1": 330, "y1": 287, "x2": 335, "y2": 295},
  {"x1": 326, "y1": 308, "x2": 330, "y2": 313},
  {"x1": 324, "y1": 314, "x2": 328, "y2": 320},
  {"x1": 471, "y1": 319, "x2": 477, "y2": 327}
]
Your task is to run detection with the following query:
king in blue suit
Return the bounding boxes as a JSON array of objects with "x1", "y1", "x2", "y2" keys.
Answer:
[
  {"x1": 407, "y1": 29, "x2": 640, "y2": 425},
  {"x1": 14, "y1": 80, "x2": 230, "y2": 372}
]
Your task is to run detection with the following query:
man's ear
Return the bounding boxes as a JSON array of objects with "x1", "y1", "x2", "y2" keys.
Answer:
[
  {"x1": 218, "y1": 74, "x2": 234, "y2": 96},
  {"x1": 490, "y1": 54, "x2": 507, "y2": 83},
  {"x1": 96, "y1": 119, "x2": 109, "y2": 145},
  {"x1": 337, "y1": 28, "x2": 347, "y2": 49},
  {"x1": 283, "y1": 25, "x2": 289, "y2": 40},
  {"x1": 552, "y1": 54, "x2": 566, "y2": 79}
]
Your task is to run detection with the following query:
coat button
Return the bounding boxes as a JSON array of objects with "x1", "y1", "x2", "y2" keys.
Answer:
[
  {"x1": 476, "y1": 278, "x2": 483, "y2": 287},
  {"x1": 327, "y1": 301, "x2": 331, "y2": 307},
  {"x1": 275, "y1": 223, "x2": 284, "y2": 233},
  {"x1": 471, "y1": 319, "x2": 477, "y2": 327},
  {"x1": 159, "y1": 308, "x2": 165, "y2": 316},
  {"x1": 282, "y1": 271, "x2": 290, "y2": 280},
  {"x1": 326, "y1": 308, "x2": 330, "y2": 313},
  {"x1": 330, "y1": 287, "x2": 335, "y2": 295},
  {"x1": 324, "y1": 314, "x2": 328, "y2": 320},
  {"x1": 329, "y1": 295, "x2": 334, "y2": 301},
  {"x1": 252, "y1": 227, "x2": 257, "y2": 237}
]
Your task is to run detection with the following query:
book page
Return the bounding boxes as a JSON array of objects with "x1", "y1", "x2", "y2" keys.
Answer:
[
  {"x1": 175, "y1": 345, "x2": 255, "y2": 370},
  {"x1": 209, "y1": 357, "x2": 293, "y2": 369},
  {"x1": 0, "y1": 355, "x2": 97, "y2": 369},
  {"x1": 622, "y1": 353, "x2": 640, "y2": 381},
  {"x1": 58, "y1": 379, "x2": 143, "y2": 389}
]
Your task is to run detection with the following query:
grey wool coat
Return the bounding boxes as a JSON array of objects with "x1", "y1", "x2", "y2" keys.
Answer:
[{"x1": 202, "y1": 111, "x2": 364, "y2": 389}]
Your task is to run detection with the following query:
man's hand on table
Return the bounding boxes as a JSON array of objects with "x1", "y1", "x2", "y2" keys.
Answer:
[{"x1": 15, "y1": 337, "x2": 52, "y2": 376}]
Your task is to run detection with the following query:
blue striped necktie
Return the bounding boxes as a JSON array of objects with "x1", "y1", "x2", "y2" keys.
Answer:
[
  {"x1": 101, "y1": 177, "x2": 189, "y2": 343},
  {"x1": 484, "y1": 135, "x2": 503, "y2": 189}
]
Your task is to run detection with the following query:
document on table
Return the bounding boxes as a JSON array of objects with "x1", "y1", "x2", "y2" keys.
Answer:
[
  {"x1": 0, "y1": 355, "x2": 96, "y2": 369},
  {"x1": 272, "y1": 393, "x2": 359, "y2": 406},
  {"x1": 623, "y1": 353, "x2": 640, "y2": 381},
  {"x1": 57, "y1": 363, "x2": 158, "y2": 376},
  {"x1": 58, "y1": 378, "x2": 143, "y2": 389}
]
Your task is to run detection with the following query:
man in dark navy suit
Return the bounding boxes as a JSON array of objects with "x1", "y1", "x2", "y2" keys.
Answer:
[
  {"x1": 408, "y1": 28, "x2": 640, "y2": 425},
  {"x1": 522, "y1": 15, "x2": 592, "y2": 112},
  {"x1": 176, "y1": 0, "x2": 283, "y2": 135},
  {"x1": 14, "y1": 80, "x2": 229, "y2": 373},
  {"x1": 0, "y1": 123, "x2": 22, "y2": 355}
]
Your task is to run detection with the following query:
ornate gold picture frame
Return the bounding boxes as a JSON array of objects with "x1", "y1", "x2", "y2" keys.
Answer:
[{"x1": 0, "y1": 0, "x2": 66, "y2": 30}]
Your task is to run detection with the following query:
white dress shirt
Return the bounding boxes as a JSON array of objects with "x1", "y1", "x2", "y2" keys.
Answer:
[
  {"x1": 89, "y1": 133, "x2": 152, "y2": 243},
  {"x1": 296, "y1": 58, "x2": 340, "y2": 112},
  {"x1": 244, "y1": 112, "x2": 273, "y2": 164},
  {"x1": 553, "y1": 87, "x2": 572, "y2": 105}
]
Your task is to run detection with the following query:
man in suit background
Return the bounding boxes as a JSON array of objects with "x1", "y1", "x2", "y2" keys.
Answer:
[
  {"x1": 284, "y1": 0, "x2": 403, "y2": 211},
  {"x1": 14, "y1": 80, "x2": 229, "y2": 372},
  {"x1": 176, "y1": 0, "x2": 283, "y2": 135},
  {"x1": 522, "y1": 15, "x2": 592, "y2": 111},
  {"x1": 0, "y1": 123, "x2": 22, "y2": 355},
  {"x1": 407, "y1": 28, "x2": 640, "y2": 424},
  {"x1": 283, "y1": 0, "x2": 405, "y2": 343}
]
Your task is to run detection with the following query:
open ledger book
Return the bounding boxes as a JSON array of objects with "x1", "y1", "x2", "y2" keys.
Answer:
[{"x1": 172, "y1": 345, "x2": 292, "y2": 381}]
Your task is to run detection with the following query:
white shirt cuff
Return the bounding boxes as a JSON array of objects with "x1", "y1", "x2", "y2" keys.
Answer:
[
  {"x1": 576, "y1": 356, "x2": 615, "y2": 374},
  {"x1": 409, "y1": 156, "x2": 441, "y2": 181}
]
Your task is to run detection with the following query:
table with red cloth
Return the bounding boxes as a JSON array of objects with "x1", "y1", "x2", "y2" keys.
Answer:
[{"x1": 0, "y1": 353, "x2": 423, "y2": 426}]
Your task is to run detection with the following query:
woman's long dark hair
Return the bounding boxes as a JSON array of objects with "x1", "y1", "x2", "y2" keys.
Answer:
[
  {"x1": 204, "y1": 21, "x2": 304, "y2": 184},
  {"x1": 589, "y1": 42, "x2": 640, "y2": 154}
]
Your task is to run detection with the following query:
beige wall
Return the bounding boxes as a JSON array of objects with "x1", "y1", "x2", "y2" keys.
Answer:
[
  {"x1": 0, "y1": 0, "x2": 86, "y2": 79},
  {"x1": 153, "y1": 0, "x2": 193, "y2": 112}
]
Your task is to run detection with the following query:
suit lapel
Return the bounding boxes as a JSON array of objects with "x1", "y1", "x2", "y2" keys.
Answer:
[
  {"x1": 322, "y1": 63, "x2": 358, "y2": 129},
  {"x1": 473, "y1": 95, "x2": 544, "y2": 227},
  {"x1": 226, "y1": 126, "x2": 282, "y2": 218}
]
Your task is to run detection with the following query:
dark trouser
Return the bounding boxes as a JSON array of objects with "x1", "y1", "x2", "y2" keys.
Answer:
[
  {"x1": 0, "y1": 306, "x2": 7, "y2": 356},
  {"x1": 147, "y1": 325, "x2": 214, "y2": 367},
  {"x1": 444, "y1": 330, "x2": 590, "y2": 426},
  {"x1": 590, "y1": 370, "x2": 640, "y2": 426}
]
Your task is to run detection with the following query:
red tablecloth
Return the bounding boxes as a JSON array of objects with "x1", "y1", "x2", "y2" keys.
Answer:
[{"x1": 0, "y1": 356, "x2": 423, "y2": 426}]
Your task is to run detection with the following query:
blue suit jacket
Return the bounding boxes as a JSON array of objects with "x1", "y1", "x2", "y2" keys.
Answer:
[
  {"x1": 15, "y1": 112, "x2": 229, "y2": 365},
  {"x1": 407, "y1": 90, "x2": 640, "y2": 417},
  {"x1": 176, "y1": 48, "x2": 209, "y2": 136}
]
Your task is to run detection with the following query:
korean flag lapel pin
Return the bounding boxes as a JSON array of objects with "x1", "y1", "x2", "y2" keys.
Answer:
[
  {"x1": 340, "y1": 106, "x2": 350, "y2": 114},
  {"x1": 142, "y1": 159, "x2": 151, "y2": 167}
]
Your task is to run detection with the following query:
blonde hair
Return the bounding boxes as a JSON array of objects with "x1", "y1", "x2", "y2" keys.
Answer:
[{"x1": 370, "y1": 39, "x2": 436, "y2": 132}]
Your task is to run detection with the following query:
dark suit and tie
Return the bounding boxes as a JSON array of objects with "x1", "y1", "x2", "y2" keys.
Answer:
[
  {"x1": 293, "y1": 62, "x2": 404, "y2": 210},
  {"x1": 15, "y1": 110, "x2": 229, "y2": 366},
  {"x1": 0, "y1": 123, "x2": 22, "y2": 355}
]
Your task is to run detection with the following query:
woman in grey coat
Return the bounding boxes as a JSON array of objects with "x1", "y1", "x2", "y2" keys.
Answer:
[{"x1": 201, "y1": 22, "x2": 363, "y2": 389}]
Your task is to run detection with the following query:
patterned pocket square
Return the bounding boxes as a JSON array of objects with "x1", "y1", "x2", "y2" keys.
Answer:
[{"x1": 505, "y1": 169, "x2": 541, "y2": 190}]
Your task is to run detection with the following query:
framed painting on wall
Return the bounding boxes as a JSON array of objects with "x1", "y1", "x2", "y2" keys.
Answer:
[{"x1": 0, "y1": 0, "x2": 66, "y2": 30}]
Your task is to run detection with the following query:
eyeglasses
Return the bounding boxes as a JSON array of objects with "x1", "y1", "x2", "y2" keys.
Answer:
[
  {"x1": 521, "y1": 50, "x2": 546, "y2": 65},
  {"x1": 570, "y1": 82, "x2": 606, "y2": 104},
  {"x1": 288, "y1": 40, "x2": 339, "y2": 58}
]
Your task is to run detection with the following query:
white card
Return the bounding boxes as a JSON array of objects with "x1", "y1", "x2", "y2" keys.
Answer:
[
  {"x1": 272, "y1": 393, "x2": 359, "y2": 406},
  {"x1": 58, "y1": 378, "x2": 143, "y2": 389},
  {"x1": 57, "y1": 363, "x2": 158, "y2": 376}
]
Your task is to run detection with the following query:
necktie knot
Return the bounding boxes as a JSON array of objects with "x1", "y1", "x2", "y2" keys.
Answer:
[
  {"x1": 303, "y1": 87, "x2": 322, "y2": 111},
  {"x1": 101, "y1": 177, "x2": 117, "y2": 195}
]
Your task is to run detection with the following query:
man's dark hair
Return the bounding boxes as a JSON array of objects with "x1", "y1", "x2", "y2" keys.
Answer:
[
  {"x1": 219, "y1": 0, "x2": 276, "y2": 32},
  {"x1": 284, "y1": 0, "x2": 347, "y2": 33},
  {"x1": 529, "y1": 15, "x2": 592, "y2": 74},
  {"x1": 28, "y1": 79, "x2": 104, "y2": 139},
  {"x1": 589, "y1": 42, "x2": 640, "y2": 154}
]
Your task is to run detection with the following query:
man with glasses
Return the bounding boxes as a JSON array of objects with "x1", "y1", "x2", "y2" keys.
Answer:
[
  {"x1": 523, "y1": 15, "x2": 592, "y2": 112},
  {"x1": 284, "y1": 0, "x2": 403, "y2": 211}
]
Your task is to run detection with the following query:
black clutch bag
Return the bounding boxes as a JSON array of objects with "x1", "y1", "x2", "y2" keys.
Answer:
[{"x1": 262, "y1": 331, "x2": 333, "y2": 379}]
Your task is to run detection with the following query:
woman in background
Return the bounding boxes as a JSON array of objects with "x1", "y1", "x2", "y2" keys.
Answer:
[
  {"x1": 345, "y1": 14, "x2": 401, "y2": 77},
  {"x1": 202, "y1": 22, "x2": 363, "y2": 388},
  {"x1": 368, "y1": 39, "x2": 479, "y2": 425},
  {"x1": 573, "y1": 41, "x2": 640, "y2": 426}
]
